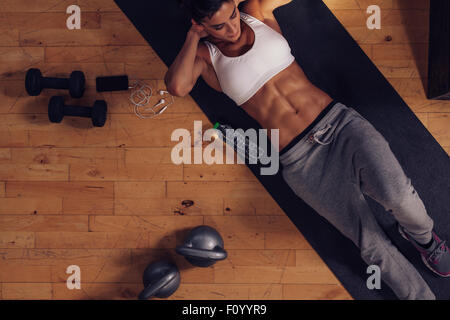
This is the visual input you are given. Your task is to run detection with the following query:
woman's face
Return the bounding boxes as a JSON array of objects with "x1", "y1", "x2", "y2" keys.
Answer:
[{"x1": 201, "y1": 1, "x2": 241, "y2": 42}]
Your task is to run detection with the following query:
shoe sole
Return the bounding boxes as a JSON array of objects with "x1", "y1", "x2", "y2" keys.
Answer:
[{"x1": 397, "y1": 223, "x2": 450, "y2": 278}]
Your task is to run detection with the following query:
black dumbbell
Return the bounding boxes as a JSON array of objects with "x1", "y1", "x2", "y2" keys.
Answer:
[
  {"x1": 25, "y1": 68, "x2": 85, "y2": 98},
  {"x1": 48, "y1": 96, "x2": 107, "y2": 127}
]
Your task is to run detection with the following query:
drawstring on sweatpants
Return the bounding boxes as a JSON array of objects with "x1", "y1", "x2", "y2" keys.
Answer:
[{"x1": 308, "y1": 123, "x2": 333, "y2": 145}]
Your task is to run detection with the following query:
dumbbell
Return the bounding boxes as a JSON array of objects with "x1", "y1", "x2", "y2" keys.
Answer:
[
  {"x1": 25, "y1": 68, "x2": 85, "y2": 98},
  {"x1": 48, "y1": 96, "x2": 107, "y2": 127}
]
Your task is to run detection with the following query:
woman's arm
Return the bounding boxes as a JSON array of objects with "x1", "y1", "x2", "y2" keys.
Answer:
[
  {"x1": 164, "y1": 28, "x2": 207, "y2": 97},
  {"x1": 241, "y1": 0, "x2": 292, "y2": 35},
  {"x1": 259, "y1": 0, "x2": 292, "y2": 12}
]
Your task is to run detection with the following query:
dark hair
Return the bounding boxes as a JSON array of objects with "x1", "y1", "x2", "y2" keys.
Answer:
[{"x1": 179, "y1": 0, "x2": 233, "y2": 23}]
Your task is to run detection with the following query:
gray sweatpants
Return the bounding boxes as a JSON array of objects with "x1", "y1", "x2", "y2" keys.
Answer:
[{"x1": 280, "y1": 102, "x2": 435, "y2": 300}]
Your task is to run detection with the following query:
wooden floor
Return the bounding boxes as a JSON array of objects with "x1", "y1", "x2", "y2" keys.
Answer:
[{"x1": 0, "y1": 0, "x2": 448, "y2": 300}]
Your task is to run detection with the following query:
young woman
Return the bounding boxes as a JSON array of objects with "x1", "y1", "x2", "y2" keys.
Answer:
[{"x1": 165, "y1": 0, "x2": 449, "y2": 299}]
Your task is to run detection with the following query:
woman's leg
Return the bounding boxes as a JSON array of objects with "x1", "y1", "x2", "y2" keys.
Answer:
[
  {"x1": 346, "y1": 109, "x2": 434, "y2": 245},
  {"x1": 347, "y1": 109, "x2": 450, "y2": 279},
  {"x1": 280, "y1": 103, "x2": 435, "y2": 299}
]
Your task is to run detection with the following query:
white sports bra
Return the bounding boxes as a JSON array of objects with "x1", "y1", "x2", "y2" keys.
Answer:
[{"x1": 203, "y1": 12, "x2": 295, "y2": 106}]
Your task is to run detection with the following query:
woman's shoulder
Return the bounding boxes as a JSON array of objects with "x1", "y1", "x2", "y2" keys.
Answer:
[
  {"x1": 238, "y1": 1, "x2": 266, "y2": 22},
  {"x1": 197, "y1": 41, "x2": 213, "y2": 66},
  {"x1": 239, "y1": 0, "x2": 293, "y2": 24}
]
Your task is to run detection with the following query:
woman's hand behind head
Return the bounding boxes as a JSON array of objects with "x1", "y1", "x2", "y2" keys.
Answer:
[{"x1": 190, "y1": 19, "x2": 209, "y2": 38}]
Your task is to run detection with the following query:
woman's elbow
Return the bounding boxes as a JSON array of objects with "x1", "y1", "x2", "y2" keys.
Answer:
[
  {"x1": 169, "y1": 85, "x2": 187, "y2": 97},
  {"x1": 164, "y1": 77, "x2": 190, "y2": 97}
]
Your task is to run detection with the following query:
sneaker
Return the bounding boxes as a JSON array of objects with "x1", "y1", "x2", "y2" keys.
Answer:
[{"x1": 397, "y1": 222, "x2": 450, "y2": 277}]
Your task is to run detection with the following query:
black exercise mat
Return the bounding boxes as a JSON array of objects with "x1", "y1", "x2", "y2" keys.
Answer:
[{"x1": 113, "y1": 0, "x2": 450, "y2": 299}]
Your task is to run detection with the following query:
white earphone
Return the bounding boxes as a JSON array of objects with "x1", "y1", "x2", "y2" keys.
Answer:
[
  {"x1": 151, "y1": 99, "x2": 166, "y2": 109},
  {"x1": 129, "y1": 81, "x2": 174, "y2": 119}
]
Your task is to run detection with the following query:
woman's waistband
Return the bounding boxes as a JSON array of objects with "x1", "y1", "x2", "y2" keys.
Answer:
[{"x1": 279, "y1": 99, "x2": 339, "y2": 156}]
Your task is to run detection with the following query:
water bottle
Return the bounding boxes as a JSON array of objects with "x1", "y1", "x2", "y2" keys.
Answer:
[{"x1": 213, "y1": 122, "x2": 265, "y2": 163}]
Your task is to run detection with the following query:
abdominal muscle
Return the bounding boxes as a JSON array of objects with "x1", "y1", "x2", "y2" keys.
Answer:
[{"x1": 240, "y1": 60, "x2": 334, "y2": 151}]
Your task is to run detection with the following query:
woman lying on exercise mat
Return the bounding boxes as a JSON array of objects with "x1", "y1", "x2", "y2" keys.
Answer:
[{"x1": 165, "y1": 0, "x2": 449, "y2": 299}]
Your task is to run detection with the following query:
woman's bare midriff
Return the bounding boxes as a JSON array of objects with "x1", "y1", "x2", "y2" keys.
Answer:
[{"x1": 240, "y1": 60, "x2": 333, "y2": 151}]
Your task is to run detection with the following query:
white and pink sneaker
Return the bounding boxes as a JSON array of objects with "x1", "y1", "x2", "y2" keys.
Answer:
[{"x1": 398, "y1": 222, "x2": 450, "y2": 277}]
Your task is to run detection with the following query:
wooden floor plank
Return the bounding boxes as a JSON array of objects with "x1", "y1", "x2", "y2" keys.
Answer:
[
  {"x1": 183, "y1": 164, "x2": 258, "y2": 182},
  {"x1": 167, "y1": 181, "x2": 268, "y2": 199},
  {"x1": 88, "y1": 215, "x2": 204, "y2": 233},
  {"x1": 265, "y1": 231, "x2": 312, "y2": 249},
  {"x1": 0, "y1": 197, "x2": 63, "y2": 215},
  {"x1": 115, "y1": 197, "x2": 223, "y2": 216},
  {"x1": 0, "y1": 0, "x2": 121, "y2": 12},
  {"x1": 204, "y1": 216, "x2": 299, "y2": 233},
  {"x1": 223, "y1": 197, "x2": 285, "y2": 216},
  {"x1": 283, "y1": 284, "x2": 351, "y2": 299},
  {"x1": 0, "y1": 164, "x2": 69, "y2": 181},
  {"x1": 70, "y1": 162, "x2": 183, "y2": 181},
  {"x1": 0, "y1": 47, "x2": 44, "y2": 79},
  {"x1": 0, "y1": 215, "x2": 88, "y2": 232},
  {"x1": 213, "y1": 265, "x2": 340, "y2": 285},
  {"x1": 0, "y1": 181, "x2": 5, "y2": 197},
  {"x1": 332, "y1": 9, "x2": 428, "y2": 27},
  {"x1": 2, "y1": 283, "x2": 52, "y2": 299},
  {"x1": 20, "y1": 14, "x2": 147, "y2": 47},
  {"x1": 0, "y1": 232, "x2": 34, "y2": 248},
  {"x1": 0, "y1": 12, "x2": 101, "y2": 30},
  {"x1": 6, "y1": 181, "x2": 114, "y2": 198},
  {"x1": 0, "y1": 29, "x2": 18, "y2": 46},
  {"x1": 35, "y1": 231, "x2": 171, "y2": 249},
  {"x1": 51, "y1": 283, "x2": 284, "y2": 300}
]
